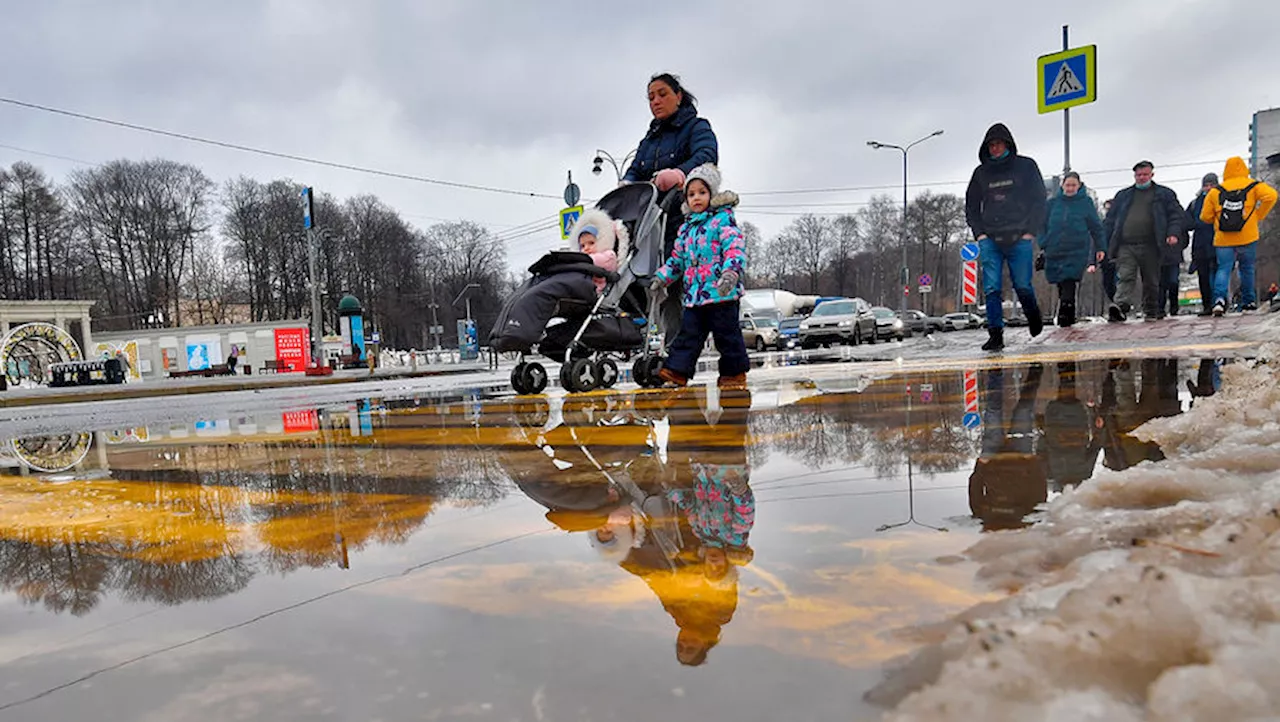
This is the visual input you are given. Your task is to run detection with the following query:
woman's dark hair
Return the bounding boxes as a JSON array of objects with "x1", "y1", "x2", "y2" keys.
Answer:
[
  {"x1": 649, "y1": 72, "x2": 697, "y2": 109},
  {"x1": 1063, "y1": 171, "x2": 1081, "y2": 184}
]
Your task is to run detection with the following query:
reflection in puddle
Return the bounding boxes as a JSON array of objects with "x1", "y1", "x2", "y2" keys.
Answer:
[{"x1": 0, "y1": 358, "x2": 1214, "y2": 719}]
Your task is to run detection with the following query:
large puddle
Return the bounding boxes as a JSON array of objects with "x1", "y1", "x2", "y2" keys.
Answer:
[{"x1": 0, "y1": 358, "x2": 1219, "y2": 720}]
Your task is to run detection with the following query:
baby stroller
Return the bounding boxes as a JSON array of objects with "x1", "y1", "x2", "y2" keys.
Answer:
[{"x1": 492, "y1": 183, "x2": 671, "y2": 394}]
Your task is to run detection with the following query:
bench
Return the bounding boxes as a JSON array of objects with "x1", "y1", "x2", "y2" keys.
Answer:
[
  {"x1": 260, "y1": 359, "x2": 282, "y2": 374},
  {"x1": 338, "y1": 354, "x2": 363, "y2": 369},
  {"x1": 168, "y1": 364, "x2": 237, "y2": 379}
]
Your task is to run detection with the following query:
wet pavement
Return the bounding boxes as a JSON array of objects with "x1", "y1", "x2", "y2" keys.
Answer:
[{"x1": 0, "y1": 356, "x2": 1224, "y2": 721}]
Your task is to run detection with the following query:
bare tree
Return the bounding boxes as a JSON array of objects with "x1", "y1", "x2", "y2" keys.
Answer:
[{"x1": 66, "y1": 159, "x2": 213, "y2": 330}]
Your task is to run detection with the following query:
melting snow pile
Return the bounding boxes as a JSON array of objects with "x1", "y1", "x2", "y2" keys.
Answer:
[{"x1": 869, "y1": 353, "x2": 1280, "y2": 722}]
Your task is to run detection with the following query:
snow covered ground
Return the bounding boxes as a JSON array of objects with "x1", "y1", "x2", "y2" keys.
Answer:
[{"x1": 868, "y1": 346, "x2": 1280, "y2": 721}]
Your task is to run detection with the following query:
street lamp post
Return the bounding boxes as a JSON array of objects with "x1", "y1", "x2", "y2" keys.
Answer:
[
  {"x1": 867, "y1": 130, "x2": 944, "y2": 313},
  {"x1": 452, "y1": 283, "x2": 481, "y2": 322},
  {"x1": 592, "y1": 149, "x2": 638, "y2": 183}
]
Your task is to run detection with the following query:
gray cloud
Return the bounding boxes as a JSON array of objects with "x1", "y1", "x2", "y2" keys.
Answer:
[{"x1": 1, "y1": 0, "x2": 1276, "y2": 271}]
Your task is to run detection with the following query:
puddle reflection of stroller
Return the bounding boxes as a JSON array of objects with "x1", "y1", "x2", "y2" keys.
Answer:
[
  {"x1": 490, "y1": 183, "x2": 673, "y2": 394},
  {"x1": 501, "y1": 394, "x2": 686, "y2": 564}
]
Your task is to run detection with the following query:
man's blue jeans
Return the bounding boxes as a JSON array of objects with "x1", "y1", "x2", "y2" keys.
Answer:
[
  {"x1": 1213, "y1": 243, "x2": 1257, "y2": 307},
  {"x1": 980, "y1": 238, "x2": 1040, "y2": 329}
]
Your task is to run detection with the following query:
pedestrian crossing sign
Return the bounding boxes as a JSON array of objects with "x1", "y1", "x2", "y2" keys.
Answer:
[
  {"x1": 1037, "y1": 44, "x2": 1096, "y2": 114},
  {"x1": 560, "y1": 206, "x2": 583, "y2": 240}
]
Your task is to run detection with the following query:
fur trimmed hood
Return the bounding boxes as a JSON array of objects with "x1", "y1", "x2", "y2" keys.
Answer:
[
  {"x1": 568, "y1": 208, "x2": 630, "y2": 259},
  {"x1": 682, "y1": 190, "x2": 740, "y2": 216}
]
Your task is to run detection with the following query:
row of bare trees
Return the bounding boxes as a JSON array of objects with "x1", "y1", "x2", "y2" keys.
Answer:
[
  {"x1": 749, "y1": 192, "x2": 974, "y2": 313},
  {"x1": 0, "y1": 159, "x2": 513, "y2": 349}
]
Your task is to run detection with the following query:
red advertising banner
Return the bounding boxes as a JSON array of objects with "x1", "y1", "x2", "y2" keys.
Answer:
[
  {"x1": 282, "y1": 409, "x2": 319, "y2": 434},
  {"x1": 273, "y1": 328, "x2": 311, "y2": 372}
]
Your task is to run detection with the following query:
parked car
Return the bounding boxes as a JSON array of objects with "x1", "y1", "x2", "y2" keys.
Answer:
[
  {"x1": 740, "y1": 315, "x2": 782, "y2": 351},
  {"x1": 943, "y1": 312, "x2": 976, "y2": 331},
  {"x1": 778, "y1": 316, "x2": 803, "y2": 350},
  {"x1": 871, "y1": 306, "x2": 909, "y2": 341},
  {"x1": 896, "y1": 309, "x2": 943, "y2": 335},
  {"x1": 798, "y1": 298, "x2": 876, "y2": 347}
]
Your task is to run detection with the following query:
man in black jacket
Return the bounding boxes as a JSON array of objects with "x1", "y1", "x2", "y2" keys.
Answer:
[
  {"x1": 1102, "y1": 161, "x2": 1184, "y2": 321},
  {"x1": 1185, "y1": 173, "x2": 1218, "y2": 316},
  {"x1": 965, "y1": 123, "x2": 1047, "y2": 352}
]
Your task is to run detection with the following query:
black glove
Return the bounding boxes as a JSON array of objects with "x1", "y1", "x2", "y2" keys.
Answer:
[{"x1": 1034, "y1": 253, "x2": 1046, "y2": 272}]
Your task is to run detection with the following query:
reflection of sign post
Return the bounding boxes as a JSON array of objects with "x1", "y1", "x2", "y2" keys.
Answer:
[{"x1": 963, "y1": 369, "x2": 980, "y2": 428}]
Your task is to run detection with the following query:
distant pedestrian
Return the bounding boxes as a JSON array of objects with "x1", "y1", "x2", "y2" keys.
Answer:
[
  {"x1": 1200, "y1": 156, "x2": 1278, "y2": 316},
  {"x1": 964, "y1": 123, "x2": 1047, "y2": 351},
  {"x1": 1102, "y1": 161, "x2": 1184, "y2": 321},
  {"x1": 1040, "y1": 171, "x2": 1104, "y2": 327},
  {"x1": 1186, "y1": 173, "x2": 1219, "y2": 316},
  {"x1": 226, "y1": 347, "x2": 239, "y2": 374},
  {"x1": 1099, "y1": 199, "x2": 1118, "y2": 303}
]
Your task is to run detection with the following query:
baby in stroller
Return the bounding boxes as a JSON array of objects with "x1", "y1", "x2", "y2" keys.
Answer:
[{"x1": 569, "y1": 209, "x2": 629, "y2": 294}]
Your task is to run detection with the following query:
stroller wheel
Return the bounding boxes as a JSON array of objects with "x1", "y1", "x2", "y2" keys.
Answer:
[
  {"x1": 523, "y1": 362, "x2": 548, "y2": 394},
  {"x1": 569, "y1": 357, "x2": 598, "y2": 393},
  {"x1": 596, "y1": 359, "x2": 619, "y2": 389},
  {"x1": 632, "y1": 358, "x2": 651, "y2": 387},
  {"x1": 559, "y1": 362, "x2": 575, "y2": 391},
  {"x1": 640, "y1": 356, "x2": 664, "y2": 388},
  {"x1": 510, "y1": 362, "x2": 529, "y2": 394}
]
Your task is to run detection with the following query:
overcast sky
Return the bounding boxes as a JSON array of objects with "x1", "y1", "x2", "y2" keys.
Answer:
[{"x1": 3, "y1": 0, "x2": 1278, "y2": 272}]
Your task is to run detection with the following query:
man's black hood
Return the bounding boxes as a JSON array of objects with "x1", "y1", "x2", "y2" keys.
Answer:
[{"x1": 980, "y1": 123, "x2": 1018, "y2": 162}]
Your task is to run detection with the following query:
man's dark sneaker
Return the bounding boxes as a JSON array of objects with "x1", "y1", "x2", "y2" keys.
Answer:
[
  {"x1": 1107, "y1": 304, "x2": 1126, "y2": 323},
  {"x1": 1242, "y1": 303, "x2": 1258, "y2": 312},
  {"x1": 1212, "y1": 301, "x2": 1226, "y2": 317},
  {"x1": 1119, "y1": 302, "x2": 1132, "y2": 315},
  {"x1": 981, "y1": 328, "x2": 1004, "y2": 352},
  {"x1": 1027, "y1": 307, "x2": 1044, "y2": 337}
]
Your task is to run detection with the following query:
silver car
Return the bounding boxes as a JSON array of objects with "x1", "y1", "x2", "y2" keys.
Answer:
[
  {"x1": 799, "y1": 298, "x2": 877, "y2": 347},
  {"x1": 943, "y1": 312, "x2": 980, "y2": 331},
  {"x1": 740, "y1": 315, "x2": 781, "y2": 351}
]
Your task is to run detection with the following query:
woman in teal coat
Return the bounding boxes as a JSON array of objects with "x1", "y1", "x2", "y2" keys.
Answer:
[{"x1": 1040, "y1": 172, "x2": 1104, "y2": 327}]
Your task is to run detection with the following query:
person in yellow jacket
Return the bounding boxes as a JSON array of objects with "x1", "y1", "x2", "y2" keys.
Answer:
[{"x1": 1200, "y1": 156, "x2": 1278, "y2": 315}]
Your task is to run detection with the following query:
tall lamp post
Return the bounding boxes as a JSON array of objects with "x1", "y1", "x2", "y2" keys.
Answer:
[
  {"x1": 867, "y1": 130, "x2": 944, "y2": 313},
  {"x1": 592, "y1": 149, "x2": 637, "y2": 183},
  {"x1": 453, "y1": 282, "x2": 481, "y2": 323}
]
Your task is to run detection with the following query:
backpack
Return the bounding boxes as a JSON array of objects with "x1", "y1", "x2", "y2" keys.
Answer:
[{"x1": 1216, "y1": 181, "x2": 1260, "y2": 232}]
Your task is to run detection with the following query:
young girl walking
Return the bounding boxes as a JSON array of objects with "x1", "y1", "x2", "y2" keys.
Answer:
[{"x1": 649, "y1": 164, "x2": 749, "y2": 388}]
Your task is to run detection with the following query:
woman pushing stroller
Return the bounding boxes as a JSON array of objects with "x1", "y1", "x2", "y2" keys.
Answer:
[{"x1": 649, "y1": 164, "x2": 750, "y2": 389}]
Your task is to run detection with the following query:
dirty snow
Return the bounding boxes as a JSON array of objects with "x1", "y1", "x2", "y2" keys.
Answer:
[{"x1": 869, "y1": 347, "x2": 1280, "y2": 722}]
